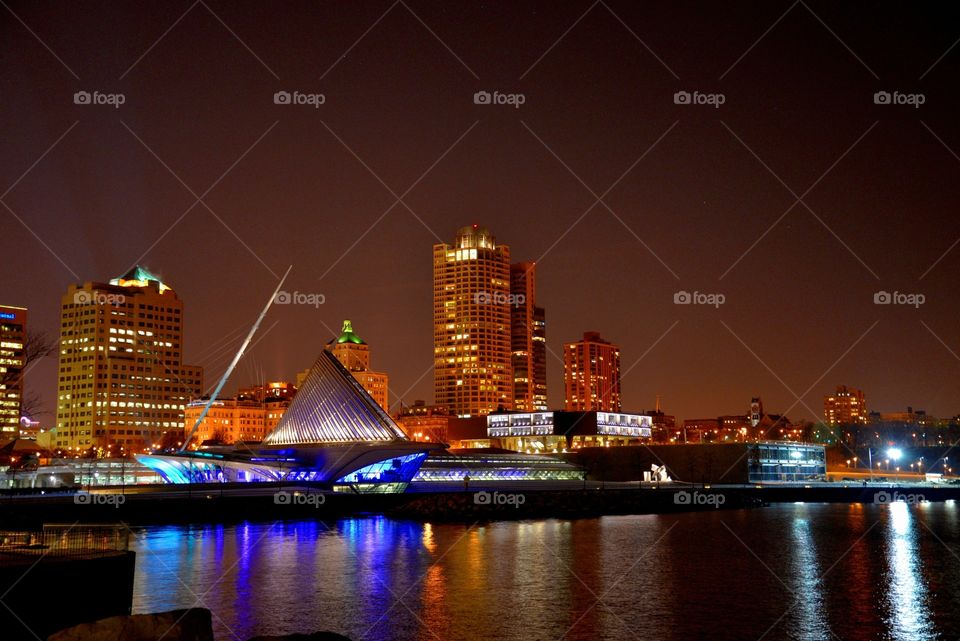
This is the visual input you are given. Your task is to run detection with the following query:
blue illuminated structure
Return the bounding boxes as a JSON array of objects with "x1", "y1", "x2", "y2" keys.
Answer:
[
  {"x1": 138, "y1": 349, "x2": 585, "y2": 493},
  {"x1": 138, "y1": 350, "x2": 440, "y2": 492}
]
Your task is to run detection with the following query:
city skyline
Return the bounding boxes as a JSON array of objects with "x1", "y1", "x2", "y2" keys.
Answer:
[
  {"x1": 6, "y1": 248, "x2": 957, "y2": 430},
  {"x1": 3, "y1": 2, "x2": 960, "y2": 427}
]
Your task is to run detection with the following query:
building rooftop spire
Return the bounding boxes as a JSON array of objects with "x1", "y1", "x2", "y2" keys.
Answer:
[
  {"x1": 110, "y1": 265, "x2": 171, "y2": 292},
  {"x1": 331, "y1": 319, "x2": 366, "y2": 345}
]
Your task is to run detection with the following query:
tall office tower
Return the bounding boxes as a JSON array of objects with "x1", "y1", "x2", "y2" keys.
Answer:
[
  {"x1": 0, "y1": 305, "x2": 27, "y2": 437},
  {"x1": 824, "y1": 385, "x2": 867, "y2": 425},
  {"x1": 509, "y1": 262, "x2": 548, "y2": 411},
  {"x1": 55, "y1": 266, "x2": 203, "y2": 451},
  {"x1": 433, "y1": 225, "x2": 512, "y2": 417},
  {"x1": 532, "y1": 306, "x2": 547, "y2": 410},
  {"x1": 563, "y1": 331, "x2": 622, "y2": 412},
  {"x1": 326, "y1": 320, "x2": 389, "y2": 411}
]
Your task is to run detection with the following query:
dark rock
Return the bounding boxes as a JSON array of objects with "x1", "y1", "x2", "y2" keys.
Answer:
[
  {"x1": 48, "y1": 608, "x2": 213, "y2": 641},
  {"x1": 247, "y1": 633, "x2": 352, "y2": 641}
]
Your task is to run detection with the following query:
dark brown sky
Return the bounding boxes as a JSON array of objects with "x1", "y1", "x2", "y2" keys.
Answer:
[{"x1": 3, "y1": 0, "x2": 960, "y2": 426}]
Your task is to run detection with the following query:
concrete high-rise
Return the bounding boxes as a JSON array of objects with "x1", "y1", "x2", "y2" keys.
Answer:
[
  {"x1": 54, "y1": 266, "x2": 203, "y2": 451},
  {"x1": 433, "y1": 225, "x2": 512, "y2": 417},
  {"x1": 563, "y1": 331, "x2": 622, "y2": 412},
  {"x1": 509, "y1": 262, "x2": 547, "y2": 412},
  {"x1": 532, "y1": 306, "x2": 547, "y2": 410},
  {"x1": 824, "y1": 385, "x2": 867, "y2": 425},
  {"x1": 326, "y1": 320, "x2": 389, "y2": 411},
  {"x1": 0, "y1": 305, "x2": 27, "y2": 437}
]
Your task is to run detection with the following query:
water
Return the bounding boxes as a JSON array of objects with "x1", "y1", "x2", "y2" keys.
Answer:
[{"x1": 131, "y1": 503, "x2": 960, "y2": 640}]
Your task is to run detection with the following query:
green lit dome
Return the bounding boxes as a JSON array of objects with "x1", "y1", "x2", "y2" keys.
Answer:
[
  {"x1": 330, "y1": 320, "x2": 365, "y2": 345},
  {"x1": 109, "y1": 265, "x2": 171, "y2": 292}
]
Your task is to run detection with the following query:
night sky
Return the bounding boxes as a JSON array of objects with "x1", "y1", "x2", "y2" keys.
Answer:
[{"x1": 3, "y1": 1, "x2": 960, "y2": 426}]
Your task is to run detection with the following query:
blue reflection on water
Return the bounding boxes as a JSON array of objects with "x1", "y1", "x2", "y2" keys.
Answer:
[{"x1": 128, "y1": 507, "x2": 960, "y2": 641}]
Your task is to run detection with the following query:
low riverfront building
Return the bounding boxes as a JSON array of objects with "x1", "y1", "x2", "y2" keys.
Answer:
[{"x1": 572, "y1": 442, "x2": 827, "y2": 484}]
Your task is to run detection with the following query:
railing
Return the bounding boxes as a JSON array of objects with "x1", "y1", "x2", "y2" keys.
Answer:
[{"x1": 0, "y1": 524, "x2": 129, "y2": 564}]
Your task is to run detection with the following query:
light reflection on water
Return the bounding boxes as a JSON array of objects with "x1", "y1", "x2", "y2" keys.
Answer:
[
  {"x1": 885, "y1": 503, "x2": 937, "y2": 641},
  {"x1": 130, "y1": 505, "x2": 960, "y2": 641}
]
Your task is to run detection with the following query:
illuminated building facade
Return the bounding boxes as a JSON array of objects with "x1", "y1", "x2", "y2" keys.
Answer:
[
  {"x1": 433, "y1": 225, "x2": 512, "y2": 417},
  {"x1": 184, "y1": 382, "x2": 295, "y2": 445},
  {"x1": 139, "y1": 349, "x2": 587, "y2": 492},
  {"x1": 509, "y1": 263, "x2": 548, "y2": 412},
  {"x1": 824, "y1": 385, "x2": 867, "y2": 425},
  {"x1": 563, "y1": 332, "x2": 621, "y2": 412},
  {"x1": 139, "y1": 349, "x2": 437, "y2": 492},
  {"x1": 0, "y1": 305, "x2": 27, "y2": 437},
  {"x1": 485, "y1": 410, "x2": 652, "y2": 452},
  {"x1": 326, "y1": 320, "x2": 389, "y2": 411},
  {"x1": 54, "y1": 266, "x2": 203, "y2": 451},
  {"x1": 395, "y1": 401, "x2": 451, "y2": 442}
]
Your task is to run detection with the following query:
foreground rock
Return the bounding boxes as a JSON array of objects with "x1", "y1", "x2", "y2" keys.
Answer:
[
  {"x1": 48, "y1": 608, "x2": 213, "y2": 641},
  {"x1": 48, "y1": 608, "x2": 353, "y2": 641},
  {"x1": 248, "y1": 633, "x2": 352, "y2": 641}
]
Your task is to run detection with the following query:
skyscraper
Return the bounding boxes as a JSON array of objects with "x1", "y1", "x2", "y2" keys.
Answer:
[
  {"x1": 824, "y1": 385, "x2": 867, "y2": 425},
  {"x1": 54, "y1": 266, "x2": 203, "y2": 451},
  {"x1": 509, "y1": 262, "x2": 547, "y2": 411},
  {"x1": 563, "y1": 331, "x2": 622, "y2": 412},
  {"x1": 433, "y1": 225, "x2": 512, "y2": 417},
  {"x1": 532, "y1": 305, "x2": 547, "y2": 410},
  {"x1": 0, "y1": 305, "x2": 27, "y2": 437},
  {"x1": 326, "y1": 320, "x2": 389, "y2": 411}
]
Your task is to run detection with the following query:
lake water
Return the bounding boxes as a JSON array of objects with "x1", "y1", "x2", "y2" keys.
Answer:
[{"x1": 131, "y1": 502, "x2": 960, "y2": 640}]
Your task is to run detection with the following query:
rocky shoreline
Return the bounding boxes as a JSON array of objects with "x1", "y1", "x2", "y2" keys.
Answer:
[{"x1": 48, "y1": 609, "x2": 351, "y2": 641}]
